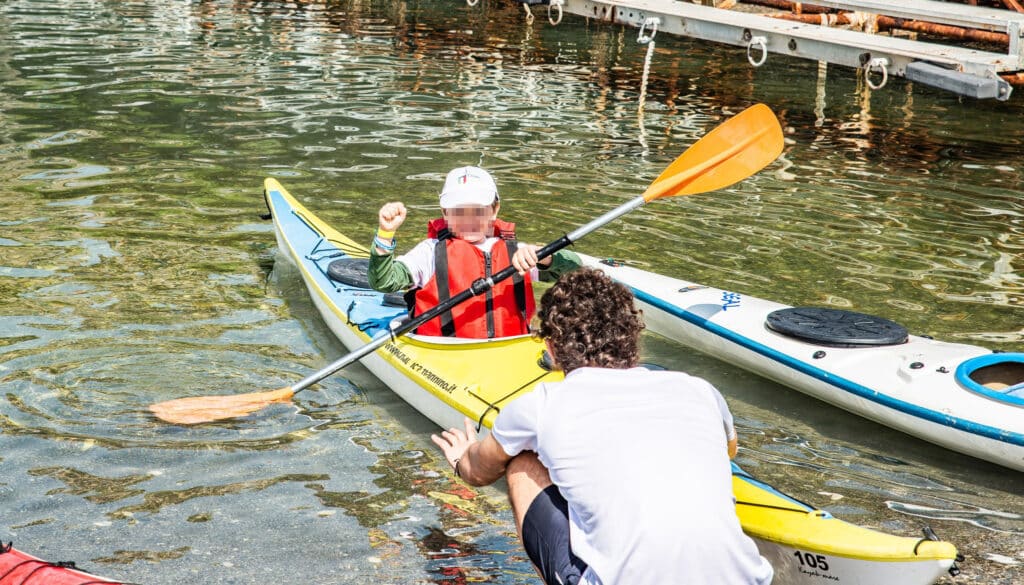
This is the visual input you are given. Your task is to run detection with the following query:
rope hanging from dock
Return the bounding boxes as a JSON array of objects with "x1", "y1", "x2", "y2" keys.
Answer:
[{"x1": 637, "y1": 18, "x2": 659, "y2": 114}]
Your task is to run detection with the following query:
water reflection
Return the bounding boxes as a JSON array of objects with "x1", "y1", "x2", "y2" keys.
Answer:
[{"x1": 1, "y1": 0, "x2": 1022, "y2": 583}]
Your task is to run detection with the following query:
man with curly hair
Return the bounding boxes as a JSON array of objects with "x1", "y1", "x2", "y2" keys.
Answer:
[{"x1": 432, "y1": 267, "x2": 773, "y2": 585}]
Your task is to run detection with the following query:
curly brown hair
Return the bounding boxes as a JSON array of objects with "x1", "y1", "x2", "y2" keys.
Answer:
[{"x1": 537, "y1": 267, "x2": 645, "y2": 373}]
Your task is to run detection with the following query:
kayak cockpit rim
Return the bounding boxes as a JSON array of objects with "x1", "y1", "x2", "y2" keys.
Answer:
[
  {"x1": 400, "y1": 332, "x2": 534, "y2": 346},
  {"x1": 955, "y1": 353, "x2": 1024, "y2": 407}
]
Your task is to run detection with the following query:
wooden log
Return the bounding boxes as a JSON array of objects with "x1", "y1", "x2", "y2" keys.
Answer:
[{"x1": 770, "y1": 12, "x2": 1011, "y2": 45}]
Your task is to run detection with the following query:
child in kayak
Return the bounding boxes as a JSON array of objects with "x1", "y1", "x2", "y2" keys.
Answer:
[
  {"x1": 368, "y1": 166, "x2": 580, "y2": 339},
  {"x1": 431, "y1": 267, "x2": 774, "y2": 585}
]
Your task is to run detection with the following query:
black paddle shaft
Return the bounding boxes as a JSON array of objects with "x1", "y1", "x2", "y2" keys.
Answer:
[
  {"x1": 391, "y1": 235, "x2": 573, "y2": 339},
  {"x1": 293, "y1": 195, "x2": 648, "y2": 394}
]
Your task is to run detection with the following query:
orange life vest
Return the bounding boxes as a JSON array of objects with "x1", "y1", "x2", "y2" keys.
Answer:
[{"x1": 414, "y1": 218, "x2": 535, "y2": 338}]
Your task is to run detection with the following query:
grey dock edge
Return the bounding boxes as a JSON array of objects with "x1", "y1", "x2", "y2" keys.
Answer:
[{"x1": 551, "y1": 0, "x2": 1022, "y2": 100}]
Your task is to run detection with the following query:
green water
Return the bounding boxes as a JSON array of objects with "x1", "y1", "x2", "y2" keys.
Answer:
[{"x1": 1, "y1": 0, "x2": 1022, "y2": 583}]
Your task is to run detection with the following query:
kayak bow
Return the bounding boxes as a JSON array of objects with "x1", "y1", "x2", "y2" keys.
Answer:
[{"x1": 0, "y1": 543, "x2": 126, "y2": 585}]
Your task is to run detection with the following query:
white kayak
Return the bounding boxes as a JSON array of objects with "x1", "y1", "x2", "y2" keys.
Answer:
[{"x1": 583, "y1": 254, "x2": 1024, "y2": 472}]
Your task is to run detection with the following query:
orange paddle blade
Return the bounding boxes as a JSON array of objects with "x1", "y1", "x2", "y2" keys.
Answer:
[
  {"x1": 148, "y1": 104, "x2": 782, "y2": 426},
  {"x1": 642, "y1": 103, "x2": 783, "y2": 202},
  {"x1": 149, "y1": 387, "x2": 295, "y2": 425}
]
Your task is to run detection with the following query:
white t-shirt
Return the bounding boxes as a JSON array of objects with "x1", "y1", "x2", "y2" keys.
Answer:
[
  {"x1": 398, "y1": 238, "x2": 540, "y2": 289},
  {"x1": 491, "y1": 367, "x2": 774, "y2": 585}
]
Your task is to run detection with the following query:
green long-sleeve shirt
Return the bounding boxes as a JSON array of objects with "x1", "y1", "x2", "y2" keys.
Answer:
[
  {"x1": 368, "y1": 240, "x2": 582, "y2": 293},
  {"x1": 368, "y1": 249, "x2": 414, "y2": 293}
]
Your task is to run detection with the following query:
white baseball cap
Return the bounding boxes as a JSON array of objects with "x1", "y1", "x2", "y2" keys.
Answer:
[{"x1": 439, "y1": 166, "x2": 498, "y2": 208}]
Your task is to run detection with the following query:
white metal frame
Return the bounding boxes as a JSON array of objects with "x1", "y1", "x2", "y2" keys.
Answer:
[{"x1": 556, "y1": 0, "x2": 1018, "y2": 100}]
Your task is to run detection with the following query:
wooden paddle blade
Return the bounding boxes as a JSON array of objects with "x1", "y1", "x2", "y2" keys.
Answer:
[
  {"x1": 149, "y1": 387, "x2": 295, "y2": 425},
  {"x1": 642, "y1": 103, "x2": 783, "y2": 202}
]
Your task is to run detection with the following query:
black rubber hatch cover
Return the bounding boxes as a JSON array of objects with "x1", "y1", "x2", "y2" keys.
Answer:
[
  {"x1": 766, "y1": 307, "x2": 909, "y2": 347},
  {"x1": 327, "y1": 257, "x2": 371, "y2": 289}
]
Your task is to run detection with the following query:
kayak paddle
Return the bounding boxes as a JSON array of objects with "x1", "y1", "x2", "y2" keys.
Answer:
[{"x1": 149, "y1": 103, "x2": 784, "y2": 424}]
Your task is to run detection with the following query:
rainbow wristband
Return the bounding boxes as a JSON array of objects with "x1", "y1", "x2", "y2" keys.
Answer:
[{"x1": 373, "y1": 235, "x2": 397, "y2": 253}]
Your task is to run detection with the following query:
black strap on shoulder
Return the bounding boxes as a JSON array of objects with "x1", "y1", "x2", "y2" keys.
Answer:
[
  {"x1": 402, "y1": 288, "x2": 418, "y2": 314},
  {"x1": 433, "y1": 239, "x2": 456, "y2": 337},
  {"x1": 505, "y1": 239, "x2": 529, "y2": 328}
]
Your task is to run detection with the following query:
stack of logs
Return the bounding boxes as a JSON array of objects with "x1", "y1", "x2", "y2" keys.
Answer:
[{"x1": 733, "y1": 0, "x2": 1024, "y2": 84}]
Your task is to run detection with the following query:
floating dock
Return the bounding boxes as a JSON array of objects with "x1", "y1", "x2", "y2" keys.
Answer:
[{"x1": 509, "y1": 0, "x2": 1024, "y2": 100}]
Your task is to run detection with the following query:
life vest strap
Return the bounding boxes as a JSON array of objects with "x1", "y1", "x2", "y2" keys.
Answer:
[
  {"x1": 433, "y1": 231, "x2": 457, "y2": 337},
  {"x1": 506, "y1": 239, "x2": 528, "y2": 329}
]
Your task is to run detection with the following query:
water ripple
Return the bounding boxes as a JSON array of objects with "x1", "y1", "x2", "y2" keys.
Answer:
[
  {"x1": 0, "y1": 342, "x2": 362, "y2": 449},
  {"x1": 1, "y1": 0, "x2": 1021, "y2": 582}
]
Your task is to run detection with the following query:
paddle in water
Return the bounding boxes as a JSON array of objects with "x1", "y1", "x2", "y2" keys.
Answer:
[{"x1": 149, "y1": 103, "x2": 784, "y2": 424}]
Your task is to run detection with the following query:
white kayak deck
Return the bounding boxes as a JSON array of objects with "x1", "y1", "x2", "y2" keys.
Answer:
[{"x1": 583, "y1": 253, "x2": 1024, "y2": 471}]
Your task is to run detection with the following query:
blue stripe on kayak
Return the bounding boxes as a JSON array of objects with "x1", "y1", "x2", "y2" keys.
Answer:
[{"x1": 631, "y1": 289, "x2": 1024, "y2": 448}]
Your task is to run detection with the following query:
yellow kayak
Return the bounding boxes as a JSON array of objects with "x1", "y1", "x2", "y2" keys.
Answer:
[{"x1": 265, "y1": 178, "x2": 959, "y2": 585}]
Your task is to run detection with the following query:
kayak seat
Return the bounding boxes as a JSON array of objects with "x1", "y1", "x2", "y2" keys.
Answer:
[
  {"x1": 327, "y1": 257, "x2": 371, "y2": 289},
  {"x1": 765, "y1": 307, "x2": 908, "y2": 348},
  {"x1": 1003, "y1": 382, "x2": 1024, "y2": 398}
]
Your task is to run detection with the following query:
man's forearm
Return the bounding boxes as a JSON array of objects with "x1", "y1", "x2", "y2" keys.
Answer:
[{"x1": 457, "y1": 435, "x2": 511, "y2": 486}]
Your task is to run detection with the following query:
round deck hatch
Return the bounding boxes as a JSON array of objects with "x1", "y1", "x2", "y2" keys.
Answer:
[
  {"x1": 766, "y1": 307, "x2": 908, "y2": 348},
  {"x1": 327, "y1": 257, "x2": 371, "y2": 289}
]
